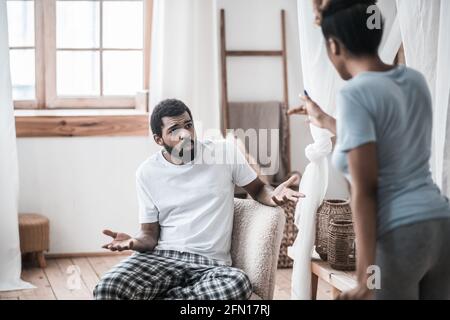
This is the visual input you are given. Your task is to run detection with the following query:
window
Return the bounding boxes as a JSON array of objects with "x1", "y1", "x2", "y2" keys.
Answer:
[
  {"x1": 7, "y1": 0, "x2": 152, "y2": 111},
  {"x1": 7, "y1": 0, "x2": 39, "y2": 106}
]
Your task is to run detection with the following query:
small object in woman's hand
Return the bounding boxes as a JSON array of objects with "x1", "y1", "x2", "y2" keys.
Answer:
[{"x1": 304, "y1": 90, "x2": 309, "y2": 97}]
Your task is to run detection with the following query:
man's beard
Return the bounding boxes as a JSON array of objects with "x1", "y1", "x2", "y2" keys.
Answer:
[{"x1": 164, "y1": 139, "x2": 197, "y2": 163}]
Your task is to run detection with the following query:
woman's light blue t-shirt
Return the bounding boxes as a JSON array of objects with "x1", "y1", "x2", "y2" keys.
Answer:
[{"x1": 332, "y1": 65, "x2": 450, "y2": 237}]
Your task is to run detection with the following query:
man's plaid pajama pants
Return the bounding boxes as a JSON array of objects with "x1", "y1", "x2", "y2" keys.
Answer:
[{"x1": 93, "y1": 250, "x2": 252, "y2": 300}]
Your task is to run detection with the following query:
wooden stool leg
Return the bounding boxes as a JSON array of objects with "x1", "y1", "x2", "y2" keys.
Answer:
[
  {"x1": 37, "y1": 252, "x2": 46, "y2": 268},
  {"x1": 311, "y1": 273, "x2": 319, "y2": 300},
  {"x1": 22, "y1": 253, "x2": 31, "y2": 268},
  {"x1": 30, "y1": 252, "x2": 38, "y2": 267}
]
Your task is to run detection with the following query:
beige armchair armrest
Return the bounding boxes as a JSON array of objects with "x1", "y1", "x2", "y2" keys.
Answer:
[{"x1": 231, "y1": 199, "x2": 286, "y2": 300}]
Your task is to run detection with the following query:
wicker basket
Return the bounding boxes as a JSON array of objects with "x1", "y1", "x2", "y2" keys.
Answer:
[
  {"x1": 327, "y1": 220, "x2": 356, "y2": 271},
  {"x1": 315, "y1": 199, "x2": 352, "y2": 261},
  {"x1": 277, "y1": 200, "x2": 298, "y2": 268},
  {"x1": 315, "y1": 203, "x2": 328, "y2": 260}
]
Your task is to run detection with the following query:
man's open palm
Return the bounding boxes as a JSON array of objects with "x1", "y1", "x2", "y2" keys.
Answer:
[
  {"x1": 102, "y1": 229, "x2": 135, "y2": 252},
  {"x1": 271, "y1": 175, "x2": 305, "y2": 206}
]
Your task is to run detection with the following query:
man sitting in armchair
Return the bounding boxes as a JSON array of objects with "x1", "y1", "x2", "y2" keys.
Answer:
[{"x1": 94, "y1": 99, "x2": 303, "y2": 300}]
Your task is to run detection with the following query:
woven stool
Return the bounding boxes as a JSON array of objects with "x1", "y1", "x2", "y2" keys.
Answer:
[{"x1": 19, "y1": 213, "x2": 49, "y2": 268}]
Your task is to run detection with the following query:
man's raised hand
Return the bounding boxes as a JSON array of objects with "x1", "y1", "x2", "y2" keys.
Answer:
[{"x1": 271, "y1": 175, "x2": 305, "y2": 206}]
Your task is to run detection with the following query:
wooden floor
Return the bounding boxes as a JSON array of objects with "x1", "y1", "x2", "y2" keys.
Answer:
[{"x1": 0, "y1": 255, "x2": 332, "y2": 300}]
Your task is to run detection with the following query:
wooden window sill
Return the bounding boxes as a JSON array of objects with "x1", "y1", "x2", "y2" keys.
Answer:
[{"x1": 15, "y1": 110, "x2": 150, "y2": 137}]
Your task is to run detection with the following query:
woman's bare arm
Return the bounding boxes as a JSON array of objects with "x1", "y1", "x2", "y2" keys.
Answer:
[{"x1": 338, "y1": 142, "x2": 378, "y2": 300}]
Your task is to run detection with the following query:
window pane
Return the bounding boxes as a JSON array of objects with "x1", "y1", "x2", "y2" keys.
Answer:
[
  {"x1": 10, "y1": 49, "x2": 35, "y2": 100},
  {"x1": 57, "y1": 51, "x2": 100, "y2": 95},
  {"x1": 103, "y1": 1, "x2": 143, "y2": 49},
  {"x1": 56, "y1": 0, "x2": 100, "y2": 48},
  {"x1": 7, "y1": 0, "x2": 35, "y2": 47},
  {"x1": 103, "y1": 51, "x2": 142, "y2": 95}
]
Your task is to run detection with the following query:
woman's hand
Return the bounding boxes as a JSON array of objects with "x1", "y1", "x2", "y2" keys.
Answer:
[
  {"x1": 288, "y1": 94, "x2": 335, "y2": 133},
  {"x1": 313, "y1": 0, "x2": 331, "y2": 25},
  {"x1": 336, "y1": 284, "x2": 374, "y2": 300}
]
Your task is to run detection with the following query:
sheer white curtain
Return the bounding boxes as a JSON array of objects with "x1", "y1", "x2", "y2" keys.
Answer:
[
  {"x1": 432, "y1": 0, "x2": 450, "y2": 192},
  {"x1": 438, "y1": 1, "x2": 450, "y2": 194},
  {"x1": 378, "y1": 0, "x2": 401, "y2": 63},
  {"x1": 292, "y1": 0, "x2": 401, "y2": 300},
  {"x1": 397, "y1": 0, "x2": 450, "y2": 190},
  {"x1": 396, "y1": 0, "x2": 449, "y2": 189},
  {"x1": 150, "y1": 0, "x2": 221, "y2": 135},
  {"x1": 0, "y1": 0, "x2": 33, "y2": 291},
  {"x1": 291, "y1": 0, "x2": 341, "y2": 300}
]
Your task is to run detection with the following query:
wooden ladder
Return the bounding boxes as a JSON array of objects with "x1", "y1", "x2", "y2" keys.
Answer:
[{"x1": 220, "y1": 9, "x2": 291, "y2": 174}]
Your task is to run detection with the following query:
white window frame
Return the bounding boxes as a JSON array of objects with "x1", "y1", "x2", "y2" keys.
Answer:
[{"x1": 9, "y1": 0, "x2": 153, "y2": 111}]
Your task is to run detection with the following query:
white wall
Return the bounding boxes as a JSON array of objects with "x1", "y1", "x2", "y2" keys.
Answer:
[
  {"x1": 17, "y1": 0, "x2": 347, "y2": 254},
  {"x1": 17, "y1": 137, "x2": 158, "y2": 253}
]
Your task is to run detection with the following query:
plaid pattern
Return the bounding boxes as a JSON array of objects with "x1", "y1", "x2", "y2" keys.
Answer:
[{"x1": 93, "y1": 250, "x2": 252, "y2": 300}]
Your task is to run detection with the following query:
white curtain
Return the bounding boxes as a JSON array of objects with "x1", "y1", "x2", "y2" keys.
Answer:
[
  {"x1": 0, "y1": 0, "x2": 34, "y2": 291},
  {"x1": 291, "y1": 0, "x2": 341, "y2": 300},
  {"x1": 150, "y1": 0, "x2": 221, "y2": 136},
  {"x1": 431, "y1": 0, "x2": 450, "y2": 191},
  {"x1": 396, "y1": 0, "x2": 449, "y2": 189},
  {"x1": 439, "y1": 0, "x2": 450, "y2": 195},
  {"x1": 378, "y1": 0, "x2": 401, "y2": 63},
  {"x1": 292, "y1": 0, "x2": 401, "y2": 300}
]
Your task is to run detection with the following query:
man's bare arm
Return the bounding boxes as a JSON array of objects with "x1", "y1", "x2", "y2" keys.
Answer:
[{"x1": 132, "y1": 223, "x2": 160, "y2": 252}]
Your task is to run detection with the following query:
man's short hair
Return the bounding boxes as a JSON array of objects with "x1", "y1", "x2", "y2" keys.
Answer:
[{"x1": 150, "y1": 99, "x2": 193, "y2": 137}]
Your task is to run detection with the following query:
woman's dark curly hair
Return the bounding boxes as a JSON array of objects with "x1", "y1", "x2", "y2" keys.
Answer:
[{"x1": 321, "y1": 0, "x2": 384, "y2": 56}]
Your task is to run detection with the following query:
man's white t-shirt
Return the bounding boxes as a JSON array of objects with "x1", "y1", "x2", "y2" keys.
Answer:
[{"x1": 135, "y1": 139, "x2": 257, "y2": 265}]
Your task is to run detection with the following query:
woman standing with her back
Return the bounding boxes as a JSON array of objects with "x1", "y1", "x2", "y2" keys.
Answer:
[{"x1": 290, "y1": 0, "x2": 450, "y2": 300}]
